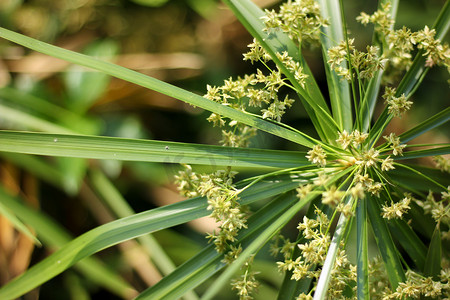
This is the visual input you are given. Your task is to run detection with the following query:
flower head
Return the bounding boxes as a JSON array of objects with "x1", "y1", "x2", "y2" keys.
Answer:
[
  {"x1": 306, "y1": 145, "x2": 327, "y2": 167},
  {"x1": 383, "y1": 87, "x2": 412, "y2": 117}
]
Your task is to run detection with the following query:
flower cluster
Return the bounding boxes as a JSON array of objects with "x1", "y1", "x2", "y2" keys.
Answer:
[
  {"x1": 276, "y1": 209, "x2": 331, "y2": 277},
  {"x1": 306, "y1": 144, "x2": 327, "y2": 167},
  {"x1": 327, "y1": 248, "x2": 356, "y2": 299},
  {"x1": 175, "y1": 165, "x2": 247, "y2": 252},
  {"x1": 336, "y1": 129, "x2": 368, "y2": 150},
  {"x1": 231, "y1": 255, "x2": 259, "y2": 300},
  {"x1": 415, "y1": 26, "x2": 450, "y2": 69},
  {"x1": 354, "y1": 172, "x2": 384, "y2": 197},
  {"x1": 357, "y1": 3, "x2": 450, "y2": 81},
  {"x1": 359, "y1": 256, "x2": 450, "y2": 300},
  {"x1": 275, "y1": 209, "x2": 356, "y2": 298},
  {"x1": 321, "y1": 185, "x2": 345, "y2": 207},
  {"x1": 415, "y1": 188, "x2": 450, "y2": 225},
  {"x1": 276, "y1": 51, "x2": 309, "y2": 85},
  {"x1": 173, "y1": 164, "x2": 202, "y2": 198},
  {"x1": 433, "y1": 155, "x2": 450, "y2": 173},
  {"x1": 304, "y1": 128, "x2": 405, "y2": 206},
  {"x1": 204, "y1": 43, "x2": 306, "y2": 146},
  {"x1": 383, "y1": 132, "x2": 406, "y2": 156},
  {"x1": 327, "y1": 39, "x2": 386, "y2": 80},
  {"x1": 261, "y1": 0, "x2": 327, "y2": 47},
  {"x1": 381, "y1": 194, "x2": 411, "y2": 219},
  {"x1": 368, "y1": 257, "x2": 391, "y2": 298},
  {"x1": 385, "y1": 26, "x2": 416, "y2": 74},
  {"x1": 356, "y1": 2, "x2": 394, "y2": 36},
  {"x1": 242, "y1": 38, "x2": 271, "y2": 63},
  {"x1": 383, "y1": 270, "x2": 449, "y2": 299},
  {"x1": 382, "y1": 87, "x2": 412, "y2": 118}
]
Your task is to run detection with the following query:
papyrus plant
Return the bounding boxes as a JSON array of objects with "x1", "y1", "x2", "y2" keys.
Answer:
[{"x1": 0, "y1": 0, "x2": 449, "y2": 299}]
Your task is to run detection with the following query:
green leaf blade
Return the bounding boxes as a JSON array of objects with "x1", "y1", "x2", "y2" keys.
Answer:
[
  {"x1": 317, "y1": 0, "x2": 352, "y2": 131},
  {"x1": 392, "y1": 145, "x2": 450, "y2": 160},
  {"x1": 356, "y1": 198, "x2": 369, "y2": 299},
  {"x1": 424, "y1": 226, "x2": 442, "y2": 280},
  {"x1": 399, "y1": 107, "x2": 450, "y2": 143},
  {"x1": 367, "y1": 196, "x2": 406, "y2": 290},
  {"x1": 0, "y1": 187, "x2": 136, "y2": 299},
  {"x1": 0, "y1": 130, "x2": 309, "y2": 169},
  {"x1": 0, "y1": 196, "x2": 41, "y2": 246},
  {"x1": 387, "y1": 219, "x2": 427, "y2": 270},
  {"x1": 389, "y1": 165, "x2": 450, "y2": 192}
]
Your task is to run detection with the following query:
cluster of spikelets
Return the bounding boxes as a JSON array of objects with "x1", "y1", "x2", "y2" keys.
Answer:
[
  {"x1": 357, "y1": 3, "x2": 450, "y2": 73},
  {"x1": 203, "y1": 0, "x2": 326, "y2": 147},
  {"x1": 175, "y1": 0, "x2": 450, "y2": 299},
  {"x1": 271, "y1": 210, "x2": 357, "y2": 299},
  {"x1": 330, "y1": 2, "x2": 450, "y2": 83},
  {"x1": 174, "y1": 165, "x2": 248, "y2": 253},
  {"x1": 204, "y1": 49, "x2": 304, "y2": 147}
]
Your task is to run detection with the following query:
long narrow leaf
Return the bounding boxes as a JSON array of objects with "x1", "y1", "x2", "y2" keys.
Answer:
[
  {"x1": 0, "y1": 195, "x2": 41, "y2": 246},
  {"x1": 0, "y1": 27, "x2": 316, "y2": 148},
  {"x1": 387, "y1": 219, "x2": 427, "y2": 270},
  {"x1": 399, "y1": 107, "x2": 450, "y2": 143},
  {"x1": 0, "y1": 152, "x2": 79, "y2": 194},
  {"x1": 424, "y1": 226, "x2": 442, "y2": 280},
  {"x1": 88, "y1": 169, "x2": 199, "y2": 300},
  {"x1": 88, "y1": 169, "x2": 185, "y2": 287},
  {"x1": 0, "y1": 104, "x2": 75, "y2": 134},
  {"x1": 389, "y1": 165, "x2": 450, "y2": 192},
  {"x1": 0, "y1": 130, "x2": 308, "y2": 169},
  {"x1": 0, "y1": 187, "x2": 136, "y2": 299},
  {"x1": 360, "y1": 0, "x2": 398, "y2": 132},
  {"x1": 317, "y1": 0, "x2": 352, "y2": 131},
  {"x1": 356, "y1": 198, "x2": 369, "y2": 299},
  {"x1": 360, "y1": 72, "x2": 382, "y2": 133},
  {"x1": 391, "y1": 163, "x2": 447, "y2": 192},
  {"x1": 408, "y1": 203, "x2": 435, "y2": 240},
  {"x1": 277, "y1": 267, "x2": 313, "y2": 300},
  {"x1": 0, "y1": 197, "x2": 206, "y2": 300},
  {"x1": 367, "y1": 196, "x2": 405, "y2": 289},
  {"x1": 88, "y1": 169, "x2": 178, "y2": 275}
]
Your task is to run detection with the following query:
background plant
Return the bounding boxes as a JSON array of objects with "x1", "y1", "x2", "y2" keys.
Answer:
[{"x1": 0, "y1": 0, "x2": 449, "y2": 299}]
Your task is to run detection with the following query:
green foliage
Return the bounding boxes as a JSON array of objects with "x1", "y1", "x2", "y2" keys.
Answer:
[{"x1": 0, "y1": 0, "x2": 449, "y2": 299}]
